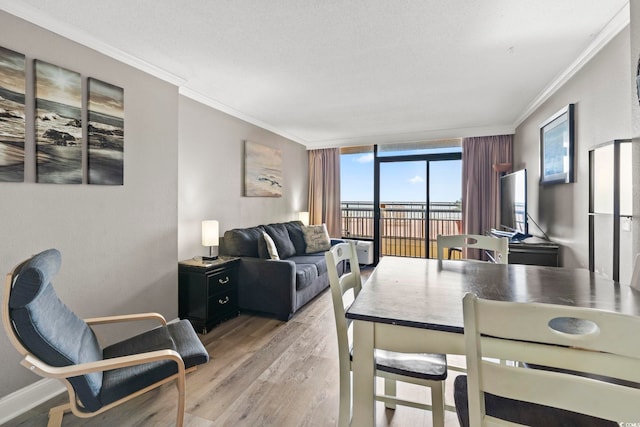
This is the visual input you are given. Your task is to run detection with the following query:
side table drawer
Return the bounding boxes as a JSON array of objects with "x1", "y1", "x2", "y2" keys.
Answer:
[
  {"x1": 208, "y1": 288, "x2": 238, "y2": 319},
  {"x1": 207, "y1": 269, "x2": 237, "y2": 294}
]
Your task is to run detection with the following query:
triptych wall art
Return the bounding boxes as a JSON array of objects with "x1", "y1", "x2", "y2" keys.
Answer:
[
  {"x1": 0, "y1": 45, "x2": 124, "y2": 185},
  {"x1": 0, "y1": 46, "x2": 26, "y2": 182}
]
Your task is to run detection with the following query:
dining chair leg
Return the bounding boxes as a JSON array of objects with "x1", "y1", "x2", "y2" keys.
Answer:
[
  {"x1": 431, "y1": 381, "x2": 445, "y2": 427},
  {"x1": 384, "y1": 378, "x2": 397, "y2": 409},
  {"x1": 338, "y1": 371, "x2": 350, "y2": 427}
]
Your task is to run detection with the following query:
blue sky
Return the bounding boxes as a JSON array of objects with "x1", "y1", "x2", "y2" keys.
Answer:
[{"x1": 340, "y1": 151, "x2": 462, "y2": 202}]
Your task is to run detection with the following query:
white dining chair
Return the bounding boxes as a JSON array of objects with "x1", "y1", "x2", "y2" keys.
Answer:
[
  {"x1": 325, "y1": 242, "x2": 450, "y2": 427},
  {"x1": 455, "y1": 292, "x2": 640, "y2": 427},
  {"x1": 437, "y1": 234, "x2": 509, "y2": 264},
  {"x1": 630, "y1": 253, "x2": 640, "y2": 291}
]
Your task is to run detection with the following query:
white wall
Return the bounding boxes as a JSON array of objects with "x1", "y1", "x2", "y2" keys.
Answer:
[
  {"x1": 514, "y1": 27, "x2": 632, "y2": 275},
  {"x1": 631, "y1": 0, "x2": 640, "y2": 261},
  {"x1": 177, "y1": 96, "x2": 309, "y2": 261},
  {"x1": 0, "y1": 11, "x2": 179, "y2": 397}
]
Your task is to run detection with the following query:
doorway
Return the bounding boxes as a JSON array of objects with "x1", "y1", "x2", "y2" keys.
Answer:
[{"x1": 373, "y1": 152, "x2": 461, "y2": 263}]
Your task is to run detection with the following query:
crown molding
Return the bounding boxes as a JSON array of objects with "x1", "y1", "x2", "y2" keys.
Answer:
[
  {"x1": 303, "y1": 125, "x2": 516, "y2": 150},
  {"x1": 2, "y1": 0, "x2": 627, "y2": 148},
  {"x1": 0, "y1": 1, "x2": 186, "y2": 86},
  {"x1": 178, "y1": 87, "x2": 307, "y2": 146},
  {"x1": 514, "y1": 2, "x2": 630, "y2": 127}
]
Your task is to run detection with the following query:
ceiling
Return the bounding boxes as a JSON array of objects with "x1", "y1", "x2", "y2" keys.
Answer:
[{"x1": 0, "y1": 1, "x2": 630, "y2": 149}]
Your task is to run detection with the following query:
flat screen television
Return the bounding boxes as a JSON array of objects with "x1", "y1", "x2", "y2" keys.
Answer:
[{"x1": 499, "y1": 169, "x2": 530, "y2": 241}]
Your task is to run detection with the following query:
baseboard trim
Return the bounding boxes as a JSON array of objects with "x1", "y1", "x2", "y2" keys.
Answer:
[{"x1": 0, "y1": 378, "x2": 65, "y2": 425}]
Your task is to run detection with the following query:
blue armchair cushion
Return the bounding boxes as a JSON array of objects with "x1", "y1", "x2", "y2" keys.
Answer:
[
  {"x1": 9, "y1": 249, "x2": 104, "y2": 412},
  {"x1": 100, "y1": 320, "x2": 208, "y2": 407}
]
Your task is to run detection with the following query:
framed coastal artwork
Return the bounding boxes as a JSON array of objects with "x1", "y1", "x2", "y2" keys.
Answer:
[
  {"x1": 35, "y1": 60, "x2": 82, "y2": 184},
  {"x1": 244, "y1": 140, "x2": 282, "y2": 197},
  {"x1": 539, "y1": 103, "x2": 575, "y2": 185},
  {"x1": 88, "y1": 78, "x2": 124, "y2": 185},
  {"x1": 0, "y1": 46, "x2": 26, "y2": 182}
]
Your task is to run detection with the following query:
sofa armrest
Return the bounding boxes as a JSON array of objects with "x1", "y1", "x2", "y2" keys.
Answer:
[{"x1": 236, "y1": 257, "x2": 297, "y2": 321}]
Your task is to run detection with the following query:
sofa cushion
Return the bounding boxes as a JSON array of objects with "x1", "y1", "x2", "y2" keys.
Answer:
[
  {"x1": 302, "y1": 224, "x2": 331, "y2": 253},
  {"x1": 284, "y1": 221, "x2": 307, "y2": 255},
  {"x1": 294, "y1": 263, "x2": 319, "y2": 290},
  {"x1": 289, "y1": 254, "x2": 328, "y2": 276},
  {"x1": 222, "y1": 226, "x2": 265, "y2": 258},
  {"x1": 264, "y1": 223, "x2": 296, "y2": 259}
]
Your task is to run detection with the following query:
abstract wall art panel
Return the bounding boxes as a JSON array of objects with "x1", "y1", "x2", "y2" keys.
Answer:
[
  {"x1": 0, "y1": 46, "x2": 26, "y2": 182},
  {"x1": 88, "y1": 78, "x2": 124, "y2": 185},
  {"x1": 35, "y1": 60, "x2": 82, "y2": 184},
  {"x1": 244, "y1": 140, "x2": 282, "y2": 197}
]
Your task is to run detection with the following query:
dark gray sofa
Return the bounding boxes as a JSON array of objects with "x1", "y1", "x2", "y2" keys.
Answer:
[{"x1": 219, "y1": 220, "x2": 343, "y2": 321}]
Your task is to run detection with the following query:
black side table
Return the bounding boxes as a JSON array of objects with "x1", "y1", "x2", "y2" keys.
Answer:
[{"x1": 178, "y1": 257, "x2": 240, "y2": 334}]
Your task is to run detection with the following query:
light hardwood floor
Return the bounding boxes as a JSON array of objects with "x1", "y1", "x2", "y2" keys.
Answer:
[{"x1": 8, "y1": 269, "x2": 463, "y2": 427}]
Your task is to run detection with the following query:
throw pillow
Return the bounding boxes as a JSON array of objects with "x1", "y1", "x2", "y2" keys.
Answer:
[
  {"x1": 302, "y1": 224, "x2": 331, "y2": 253},
  {"x1": 262, "y1": 233, "x2": 280, "y2": 260}
]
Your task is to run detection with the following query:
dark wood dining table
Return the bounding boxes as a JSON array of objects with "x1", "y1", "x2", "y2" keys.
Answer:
[{"x1": 345, "y1": 256, "x2": 640, "y2": 426}]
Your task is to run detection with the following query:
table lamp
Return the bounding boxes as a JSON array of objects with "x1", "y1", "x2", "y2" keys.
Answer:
[
  {"x1": 298, "y1": 211, "x2": 309, "y2": 226},
  {"x1": 202, "y1": 220, "x2": 219, "y2": 261}
]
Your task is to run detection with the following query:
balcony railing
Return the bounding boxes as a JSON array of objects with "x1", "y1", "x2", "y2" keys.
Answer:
[{"x1": 341, "y1": 201, "x2": 462, "y2": 258}]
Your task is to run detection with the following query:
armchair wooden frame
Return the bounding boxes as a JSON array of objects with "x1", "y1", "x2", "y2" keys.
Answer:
[{"x1": 2, "y1": 258, "x2": 197, "y2": 427}]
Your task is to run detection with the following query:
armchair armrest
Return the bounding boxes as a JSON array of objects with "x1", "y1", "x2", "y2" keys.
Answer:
[
  {"x1": 84, "y1": 312, "x2": 167, "y2": 326},
  {"x1": 20, "y1": 348, "x2": 184, "y2": 379}
]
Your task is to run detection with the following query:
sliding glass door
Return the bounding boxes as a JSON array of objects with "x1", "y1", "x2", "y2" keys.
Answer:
[{"x1": 374, "y1": 152, "x2": 461, "y2": 262}]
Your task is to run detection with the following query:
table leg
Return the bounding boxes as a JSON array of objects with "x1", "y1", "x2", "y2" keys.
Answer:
[{"x1": 352, "y1": 319, "x2": 375, "y2": 426}]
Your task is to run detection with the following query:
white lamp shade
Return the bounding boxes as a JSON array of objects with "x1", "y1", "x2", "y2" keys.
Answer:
[
  {"x1": 202, "y1": 220, "x2": 219, "y2": 247},
  {"x1": 298, "y1": 211, "x2": 309, "y2": 226}
]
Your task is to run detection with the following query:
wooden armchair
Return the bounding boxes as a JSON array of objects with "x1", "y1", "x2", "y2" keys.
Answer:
[{"x1": 2, "y1": 249, "x2": 209, "y2": 427}]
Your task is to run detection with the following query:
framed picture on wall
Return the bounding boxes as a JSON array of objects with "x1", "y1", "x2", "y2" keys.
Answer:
[
  {"x1": 34, "y1": 60, "x2": 82, "y2": 184},
  {"x1": 88, "y1": 78, "x2": 125, "y2": 185},
  {"x1": 0, "y1": 46, "x2": 25, "y2": 182},
  {"x1": 539, "y1": 103, "x2": 574, "y2": 185},
  {"x1": 244, "y1": 140, "x2": 283, "y2": 197}
]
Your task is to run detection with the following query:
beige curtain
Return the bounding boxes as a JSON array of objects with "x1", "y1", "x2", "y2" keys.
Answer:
[
  {"x1": 462, "y1": 135, "x2": 513, "y2": 258},
  {"x1": 308, "y1": 148, "x2": 341, "y2": 237}
]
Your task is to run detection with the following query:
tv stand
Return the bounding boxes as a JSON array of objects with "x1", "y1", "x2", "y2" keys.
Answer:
[
  {"x1": 507, "y1": 236, "x2": 559, "y2": 267},
  {"x1": 490, "y1": 228, "x2": 531, "y2": 242}
]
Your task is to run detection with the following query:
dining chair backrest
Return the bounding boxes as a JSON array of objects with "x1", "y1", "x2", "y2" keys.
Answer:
[
  {"x1": 437, "y1": 234, "x2": 508, "y2": 264},
  {"x1": 461, "y1": 293, "x2": 640, "y2": 426},
  {"x1": 325, "y1": 242, "x2": 361, "y2": 362}
]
